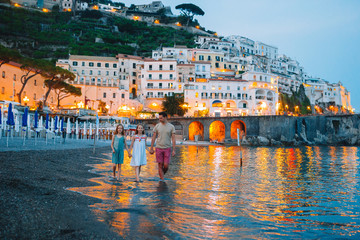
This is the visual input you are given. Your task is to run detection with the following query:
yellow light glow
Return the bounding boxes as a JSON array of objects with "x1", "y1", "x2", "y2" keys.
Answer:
[
  {"x1": 195, "y1": 25, "x2": 200, "y2": 29},
  {"x1": 42, "y1": 8, "x2": 49, "y2": 12},
  {"x1": 154, "y1": 19, "x2": 160, "y2": 24},
  {"x1": 77, "y1": 101, "x2": 84, "y2": 108},
  {"x1": 176, "y1": 22, "x2": 181, "y2": 26},
  {"x1": 14, "y1": 3, "x2": 20, "y2": 7},
  {"x1": 105, "y1": 105, "x2": 110, "y2": 109},
  {"x1": 261, "y1": 102, "x2": 267, "y2": 108},
  {"x1": 133, "y1": 16, "x2": 139, "y2": 20},
  {"x1": 151, "y1": 103, "x2": 158, "y2": 107},
  {"x1": 23, "y1": 96, "x2": 29, "y2": 103},
  {"x1": 93, "y1": 5, "x2": 99, "y2": 10}
]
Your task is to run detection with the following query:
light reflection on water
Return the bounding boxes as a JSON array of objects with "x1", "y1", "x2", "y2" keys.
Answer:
[{"x1": 69, "y1": 146, "x2": 360, "y2": 239}]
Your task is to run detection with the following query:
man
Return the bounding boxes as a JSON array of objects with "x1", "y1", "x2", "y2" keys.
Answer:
[{"x1": 150, "y1": 112, "x2": 176, "y2": 181}]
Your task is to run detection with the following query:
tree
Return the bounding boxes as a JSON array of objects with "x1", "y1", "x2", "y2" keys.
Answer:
[
  {"x1": 43, "y1": 66, "x2": 76, "y2": 106},
  {"x1": 0, "y1": 45, "x2": 21, "y2": 68},
  {"x1": 18, "y1": 58, "x2": 53, "y2": 104},
  {"x1": 162, "y1": 93, "x2": 188, "y2": 116},
  {"x1": 53, "y1": 81, "x2": 82, "y2": 107},
  {"x1": 175, "y1": 3, "x2": 205, "y2": 27}
]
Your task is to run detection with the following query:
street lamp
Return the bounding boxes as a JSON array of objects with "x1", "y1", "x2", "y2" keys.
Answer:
[{"x1": 23, "y1": 96, "x2": 29, "y2": 106}]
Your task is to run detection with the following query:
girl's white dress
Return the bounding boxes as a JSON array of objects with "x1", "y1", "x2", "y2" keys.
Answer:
[{"x1": 130, "y1": 135, "x2": 147, "y2": 166}]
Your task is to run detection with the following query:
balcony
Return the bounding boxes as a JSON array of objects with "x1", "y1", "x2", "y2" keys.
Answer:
[{"x1": 146, "y1": 86, "x2": 176, "y2": 90}]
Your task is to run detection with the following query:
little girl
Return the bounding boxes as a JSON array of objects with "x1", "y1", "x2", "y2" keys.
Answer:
[
  {"x1": 111, "y1": 124, "x2": 130, "y2": 180},
  {"x1": 129, "y1": 124, "x2": 149, "y2": 182}
]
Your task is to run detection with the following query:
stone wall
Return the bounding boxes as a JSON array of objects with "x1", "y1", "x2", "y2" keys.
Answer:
[{"x1": 140, "y1": 114, "x2": 360, "y2": 146}]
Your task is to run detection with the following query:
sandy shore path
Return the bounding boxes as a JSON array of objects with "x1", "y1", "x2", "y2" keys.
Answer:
[{"x1": 0, "y1": 146, "x2": 121, "y2": 239}]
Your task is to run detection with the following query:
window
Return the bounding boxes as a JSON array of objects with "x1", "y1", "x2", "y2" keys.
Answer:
[
  {"x1": 105, "y1": 63, "x2": 109, "y2": 68},
  {"x1": 159, "y1": 74, "x2": 162, "y2": 80},
  {"x1": 1, "y1": 87, "x2": 4, "y2": 94},
  {"x1": 2, "y1": 71, "x2": 5, "y2": 78},
  {"x1": 132, "y1": 79, "x2": 136, "y2": 84},
  {"x1": 149, "y1": 74, "x2": 152, "y2": 79},
  {"x1": 82, "y1": 70, "x2": 85, "y2": 74},
  {"x1": 121, "y1": 62, "x2": 124, "y2": 65},
  {"x1": 103, "y1": 92, "x2": 106, "y2": 98},
  {"x1": 243, "y1": 103, "x2": 247, "y2": 108},
  {"x1": 113, "y1": 93, "x2": 116, "y2": 98},
  {"x1": 132, "y1": 72, "x2": 136, "y2": 76},
  {"x1": 34, "y1": 80, "x2": 37, "y2": 86},
  {"x1": 97, "y1": 63, "x2": 101, "y2": 67},
  {"x1": 113, "y1": 64, "x2": 117, "y2": 68},
  {"x1": 195, "y1": 101, "x2": 198, "y2": 107},
  {"x1": 159, "y1": 65, "x2": 163, "y2": 70},
  {"x1": 199, "y1": 55, "x2": 204, "y2": 60},
  {"x1": 224, "y1": 64, "x2": 227, "y2": 69},
  {"x1": 170, "y1": 65, "x2": 173, "y2": 70},
  {"x1": 114, "y1": 72, "x2": 116, "y2": 76},
  {"x1": 33, "y1": 93, "x2": 36, "y2": 100},
  {"x1": 90, "y1": 70, "x2": 93, "y2": 75},
  {"x1": 13, "y1": 74, "x2": 16, "y2": 81},
  {"x1": 133, "y1": 63, "x2": 136, "y2": 69},
  {"x1": 82, "y1": 62, "x2": 85, "y2": 66},
  {"x1": 215, "y1": 56, "x2": 220, "y2": 61},
  {"x1": 106, "y1": 71, "x2": 109, "y2": 76},
  {"x1": 227, "y1": 86, "x2": 230, "y2": 90},
  {"x1": 149, "y1": 65, "x2": 152, "y2": 70},
  {"x1": 170, "y1": 74, "x2": 173, "y2": 79},
  {"x1": 203, "y1": 86, "x2": 206, "y2": 90},
  {"x1": 159, "y1": 83, "x2": 163, "y2": 88},
  {"x1": 121, "y1": 93, "x2": 125, "y2": 98},
  {"x1": 73, "y1": 61, "x2": 78, "y2": 66},
  {"x1": 89, "y1": 62, "x2": 94, "y2": 67},
  {"x1": 215, "y1": 63, "x2": 219, "y2": 68},
  {"x1": 202, "y1": 66, "x2": 205, "y2": 71},
  {"x1": 195, "y1": 92, "x2": 198, "y2": 98}
]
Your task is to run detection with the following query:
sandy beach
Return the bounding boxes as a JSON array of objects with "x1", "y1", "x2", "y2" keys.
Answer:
[{"x1": 0, "y1": 141, "x2": 120, "y2": 239}]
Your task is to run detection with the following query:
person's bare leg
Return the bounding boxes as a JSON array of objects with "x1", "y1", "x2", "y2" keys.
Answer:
[
  {"x1": 135, "y1": 166, "x2": 140, "y2": 182},
  {"x1": 158, "y1": 163, "x2": 164, "y2": 180},
  {"x1": 163, "y1": 163, "x2": 169, "y2": 175},
  {"x1": 112, "y1": 164, "x2": 116, "y2": 178},
  {"x1": 117, "y1": 164, "x2": 121, "y2": 180}
]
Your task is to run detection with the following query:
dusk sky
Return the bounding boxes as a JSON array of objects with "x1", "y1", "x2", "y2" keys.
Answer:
[{"x1": 125, "y1": 0, "x2": 360, "y2": 111}]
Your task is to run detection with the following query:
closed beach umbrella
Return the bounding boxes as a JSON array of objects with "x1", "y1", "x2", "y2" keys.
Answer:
[
  {"x1": 83, "y1": 122, "x2": 87, "y2": 138},
  {"x1": 60, "y1": 117, "x2": 64, "y2": 132},
  {"x1": 0, "y1": 107, "x2": 2, "y2": 128},
  {"x1": 66, "y1": 118, "x2": 71, "y2": 134},
  {"x1": 39, "y1": 116, "x2": 43, "y2": 130},
  {"x1": 75, "y1": 120, "x2": 79, "y2": 134},
  {"x1": 22, "y1": 107, "x2": 28, "y2": 145},
  {"x1": 54, "y1": 116, "x2": 58, "y2": 131},
  {"x1": 50, "y1": 117, "x2": 54, "y2": 132},
  {"x1": 45, "y1": 114, "x2": 49, "y2": 130},
  {"x1": 6, "y1": 103, "x2": 15, "y2": 126},
  {"x1": 22, "y1": 107, "x2": 28, "y2": 127},
  {"x1": 89, "y1": 123, "x2": 92, "y2": 136},
  {"x1": 34, "y1": 110, "x2": 38, "y2": 129}
]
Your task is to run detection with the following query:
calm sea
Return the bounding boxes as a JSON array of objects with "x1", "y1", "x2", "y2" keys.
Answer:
[{"x1": 69, "y1": 145, "x2": 360, "y2": 239}]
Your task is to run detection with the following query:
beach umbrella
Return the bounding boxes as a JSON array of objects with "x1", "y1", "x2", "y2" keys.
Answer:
[
  {"x1": 45, "y1": 114, "x2": 49, "y2": 130},
  {"x1": 22, "y1": 107, "x2": 28, "y2": 127},
  {"x1": 83, "y1": 122, "x2": 87, "y2": 139},
  {"x1": 34, "y1": 110, "x2": 38, "y2": 145},
  {"x1": 75, "y1": 120, "x2": 79, "y2": 139},
  {"x1": 6, "y1": 103, "x2": 15, "y2": 147},
  {"x1": 60, "y1": 117, "x2": 64, "y2": 132},
  {"x1": 22, "y1": 107, "x2": 28, "y2": 146},
  {"x1": 50, "y1": 117, "x2": 54, "y2": 132},
  {"x1": 89, "y1": 123, "x2": 93, "y2": 138},
  {"x1": 54, "y1": 116, "x2": 58, "y2": 132},
  {"x1": 15, "y1": 115, "x2": 19, "y2": 133},
  {"x1": 66, "y1": 118, "x2": 71, "y2": 135},
  {"x1": 0, "y1": 107, "x2": 2, "y2": 139},
  {"x1": 34, "y1": 111, "x2": 38, "y2": 129}
]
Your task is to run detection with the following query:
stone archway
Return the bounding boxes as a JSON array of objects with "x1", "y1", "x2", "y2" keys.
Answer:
[
  {"x1": 209, "y1": 121, "x2": 225, "y2": 142},
  {"x1": 230, "y1": 120, "x2": 246, "y2": 139},
  {"x1": 189, "y1": 121, "x2": 204, "y2": 141}
]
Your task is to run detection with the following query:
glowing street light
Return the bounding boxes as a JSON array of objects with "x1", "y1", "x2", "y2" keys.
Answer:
[{"x1": 23, "y1": 96, "x2": 29, "y2": 106}]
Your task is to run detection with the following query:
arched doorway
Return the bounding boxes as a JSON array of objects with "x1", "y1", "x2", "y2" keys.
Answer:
[
  {"x1": 188, "y1": 121, "x2": 204, "y2": 141},
  {"x1": 170, "y1": 121, "x2": 184, "y2": 136},
  {"x1": 209, "y1": 121, "x2": 225, "y2": 142},
  {"x1": 230, "y1": 120, "x2": 246, "y2": 139},
  {"x1": 131, "y1": 88, "x2": 137, "y2": 99}
]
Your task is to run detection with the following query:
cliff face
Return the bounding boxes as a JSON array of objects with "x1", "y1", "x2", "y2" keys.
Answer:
[{"x1": 242, "y1": 115, "x2": 360, "y2": 146}]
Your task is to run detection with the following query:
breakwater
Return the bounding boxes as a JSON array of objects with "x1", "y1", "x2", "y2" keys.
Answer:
[{"x1": 140, "y1": 114, "x2": 360, "y2": 146}]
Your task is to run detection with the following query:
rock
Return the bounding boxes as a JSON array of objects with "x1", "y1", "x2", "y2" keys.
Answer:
[{"x1": 258, "y1": 136, "x2": 270, "y2": 145}]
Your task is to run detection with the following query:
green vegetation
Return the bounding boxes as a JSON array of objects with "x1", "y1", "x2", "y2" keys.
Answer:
[
  {"x1": 0, "y1": 5, "x2": 196, "y2": 60},
  {"x1": 279, "y1": 85, "x2": 312, "y2": 115},
  {"x1": 162, "y1": 93, "x2": 188, "y2": 116}
]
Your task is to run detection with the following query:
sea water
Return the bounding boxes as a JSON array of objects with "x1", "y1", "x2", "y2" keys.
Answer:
[{"x1": 69, "y1": 145, "x2": 360, "y2": 239}]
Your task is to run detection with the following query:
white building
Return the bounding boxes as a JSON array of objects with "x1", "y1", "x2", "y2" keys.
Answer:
[
  {"x1": 184, "y1": 78, "x2": 278, "y2": 117},
  {"x1": 152, "y1": 46, "x2": 191, "y2": 64},
  {"x1": 303, "y1": 78, "x2": 352, "y2": 112},
  {"x1": 255, "y1": 41, "x2": 278, "y2": 59},
  {"x1": 140, "y1": 59, "x2": 180, "y2": 111}
]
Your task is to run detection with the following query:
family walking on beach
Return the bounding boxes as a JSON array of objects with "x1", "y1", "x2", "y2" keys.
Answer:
[{"x1": 111, "y1": 112, "x2": 176, "y2": 182}]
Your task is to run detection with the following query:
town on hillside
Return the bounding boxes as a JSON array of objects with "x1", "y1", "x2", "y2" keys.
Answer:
[{"x1": 0, "y1": 1, "x2": 353, "y2": 119}]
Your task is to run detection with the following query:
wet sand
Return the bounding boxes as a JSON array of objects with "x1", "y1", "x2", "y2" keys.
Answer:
[{"x1": 0, "y1": 146, "x2": 121, "y2": 239}]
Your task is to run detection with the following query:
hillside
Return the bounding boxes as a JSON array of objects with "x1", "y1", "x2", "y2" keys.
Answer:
[{"x1": 0, "y1": 5, "x2": 196, "y2": 60}]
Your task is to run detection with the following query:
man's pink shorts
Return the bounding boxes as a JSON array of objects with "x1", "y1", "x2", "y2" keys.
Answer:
[{"x1": 156, "y1": 148, "x2": 172, "y2": 164}]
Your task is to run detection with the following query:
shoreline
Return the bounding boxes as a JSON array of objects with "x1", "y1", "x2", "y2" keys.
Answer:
[{"x1": 0, "y1": 147, "x2": 120, "y2": 239}]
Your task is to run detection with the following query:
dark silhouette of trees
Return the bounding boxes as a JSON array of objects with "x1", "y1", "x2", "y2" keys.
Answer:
[{"x1": 175, "y1": 3, "x2": 205, "y2": 27}]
